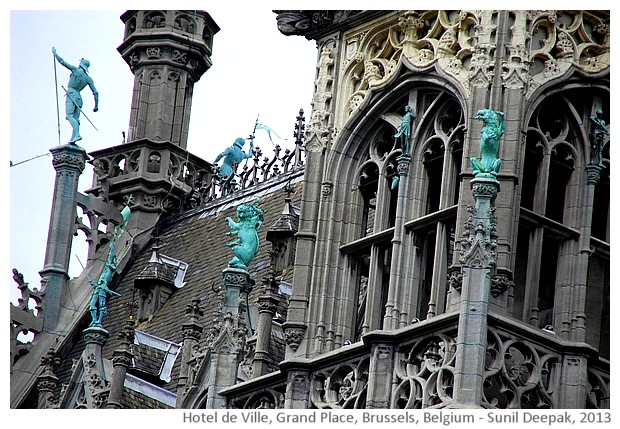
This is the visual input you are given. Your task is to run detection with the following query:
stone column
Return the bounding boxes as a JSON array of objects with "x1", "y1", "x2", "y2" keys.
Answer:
[
  {"x1": 39, "y1": 144, "x2": 88, "y2": 330},
  {"x1": 253, "y1": 276, "x2": 279, "y2": 377},
  {"x1": 176, "y1": 298, "x2": 204, "y2": 406},
  {"x1": 452, "y1": 177, "x2": 499, "y2": 407},
  {"x1": 81, "y1": 326, "x2": 110, "y2": 408},
  {"x1": 107, "y1": 318, "x2": 135, "y2": 409},
  {"x1": 37, "y1": 349, "x2": 60, "y2": 409}
]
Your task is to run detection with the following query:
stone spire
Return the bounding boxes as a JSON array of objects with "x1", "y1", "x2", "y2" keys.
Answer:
[{"x1": 117, "y1": 10, "x2": 219, "y2": 148}]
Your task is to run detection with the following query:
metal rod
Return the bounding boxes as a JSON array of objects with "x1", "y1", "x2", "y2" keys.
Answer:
[
  {"x1": 10, "y1": 152, "x2": 51, "y2": 168},
  {"x1": 53, "y1": 52, "x2": 61, "y2": 146}
]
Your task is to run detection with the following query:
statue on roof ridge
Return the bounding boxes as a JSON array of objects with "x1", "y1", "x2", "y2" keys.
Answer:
[
  {"x1": 224, "y1": 199, "x2": 264, "y2": 270},
  {"x1": 86, "y1": 202, "x2": 130, "y2": 328},
  {"x1": 470, "y1": 108, "x2": 505, "y2": 178},
  {"x1": 214, "y1": 137, "x2": 254, "y2": 181},
  {"x1": 88, "y1": 242, "x2": 121, "y2": 328}
]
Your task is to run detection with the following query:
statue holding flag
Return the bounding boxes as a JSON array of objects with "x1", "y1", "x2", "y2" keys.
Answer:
[
  {"x1": 214, "y1": 116, "x2": 284, "y2": 185},
  {"x1": 214, "y1": 137, "x2": 254, "y2": 180}
]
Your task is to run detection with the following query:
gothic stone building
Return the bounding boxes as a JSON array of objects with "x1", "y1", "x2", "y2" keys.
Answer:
[{"x1": 10, "y1": 10, "x2": 610, "y2": 410}]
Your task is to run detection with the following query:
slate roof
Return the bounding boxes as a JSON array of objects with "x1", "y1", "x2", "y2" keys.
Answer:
[{"x1": 60, "y1": 171, "x2": 305, "y2": 407}]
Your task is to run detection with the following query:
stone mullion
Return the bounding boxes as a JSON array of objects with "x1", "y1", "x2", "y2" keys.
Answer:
[
  {"x1": 522, "y1": 227, "x2": 544, "y2": 325},
  {"x1": 427, "y1": 222, "x2": 448, "y2": 318},
  {"x1": 384, "y1": 155, "x2": 412, "y2": 331},
  {"x1": 363, "y1": 244, "x2": 385, "y2": 334},
  {"x1": 402, "y1": 232, "x2": 422, "y2": 324}
]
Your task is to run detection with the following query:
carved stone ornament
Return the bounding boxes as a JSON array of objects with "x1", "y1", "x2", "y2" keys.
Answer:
[
  {"x1": 284, "y1": 326, "x2": 306, "y2": 352},
  {"x1": 223, "y1": 271, "x2": 248, "y2": 287},
  {"x1": 257, "y1": 300, "x2": 278, "y2": 314},
  {"x1": 392, "y1": 333, "x2": 457, "y2": 408},
  {"x1": 447, "y1": 269, "x2": 463, "y2": 293},
  {"x1": 490, "y1": 273, "x2": 512, "y2": 297},
  {"x1": 305, "y1": 45, "x2": 334, "y2": 152},
  {"x1": 321, "y1": 181, "x2": 334, "y2": 200},
  {"x1": 376, "y1": 344, "x2": 392, "y2": 359},
  {"x1": 483, "y1": 327, "x2": 558, "y2": 408},
  {"x1": 52, "y1": 151, "x2": 86, "y2": 174},
  {"x1": 146, "y1": 47, "x2": 162, "y2": 59},
  {"x1": 526, "y1": 11, "x2": 610, "y2": 98},
  {"x1": 111, "y1": 353, "x2": 133, "y2": 368},
  {"x1": 472, "y1": 181, "x2": 500, "y2": 199}
]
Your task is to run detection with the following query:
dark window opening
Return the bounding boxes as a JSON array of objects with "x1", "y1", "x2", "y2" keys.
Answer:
[
  {"x1": 521, "y1": 138, "x2": 544, "y2": 211},
  {"x1": 591, "y1": 164, "x2": 610, "y2": 242},
  {"x1": 545, "y1": 146, "x2": 574, "y2": 223},
  {"x1": 512, "y1": 225, "x2": 531, "y2": 320},
  {"x1": 424, "y1": 140, "x2": 445, "y2": 214},
  {"x1": 537, "y1": 233, "x2": 559, "y2": 328},
  {"x1": 417, "y1": 231, "x2": 436, "y2": 320}
]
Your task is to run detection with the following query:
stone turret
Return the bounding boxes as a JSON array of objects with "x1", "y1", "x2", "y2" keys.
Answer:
[
  {"x1": 118, "y1": 10, "x2": 219, "y2": 148},
  {"x1": 85, "y1": 11, "x2": 219, "y2": 239}
]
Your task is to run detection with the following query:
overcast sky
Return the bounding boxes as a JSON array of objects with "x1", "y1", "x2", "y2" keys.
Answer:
[{"x1": 7, "y1": 5, "x2": 318, "y2": 304}]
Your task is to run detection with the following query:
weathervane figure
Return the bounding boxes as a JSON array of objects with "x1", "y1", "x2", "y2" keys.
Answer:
[{"x1": 52, "y1": 47, "x2": 99, "y2": 144}]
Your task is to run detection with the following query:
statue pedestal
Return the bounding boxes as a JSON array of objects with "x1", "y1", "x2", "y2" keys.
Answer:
[
  {"x1": 222, "y1": 268, "x2": 254, "y2": 320},
  {"x1": 81, "y1": 327, "x2": 110, "y2": 408}
]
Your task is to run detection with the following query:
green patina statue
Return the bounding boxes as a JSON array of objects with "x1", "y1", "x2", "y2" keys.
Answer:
[
  {"x1": 589, "y1": 109, "x2": 609, "y2": 167},
  {"x1": 394, "y1": 105, "x2": 415, "y2": 156},
  {"x1": 225, "y1": 199, "x2": 264, "y2": 270},
  {"x1": 470, "y1": 109, "x2": 505, "y2": 177},
  {"x1": 87, "y1": 203, "x2": 130, "y2": 328},
  {"x1": 88, "y1": 242, "x2": 121, "y2": 327},
  {"x1": 52, "y1": 47, "x2": 99, "y2": 144},
  {"x1": 214, "y1": 137, "x2": 254, "y2": 180}
]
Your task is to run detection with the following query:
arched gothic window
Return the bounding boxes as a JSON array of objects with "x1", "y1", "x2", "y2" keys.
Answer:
[
  {"x1": 514, "y1": 89, "x2": 609, "y2": 358},
  {"x1": 341, "y1": 89, "x2": 464, "y2": 341}
]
